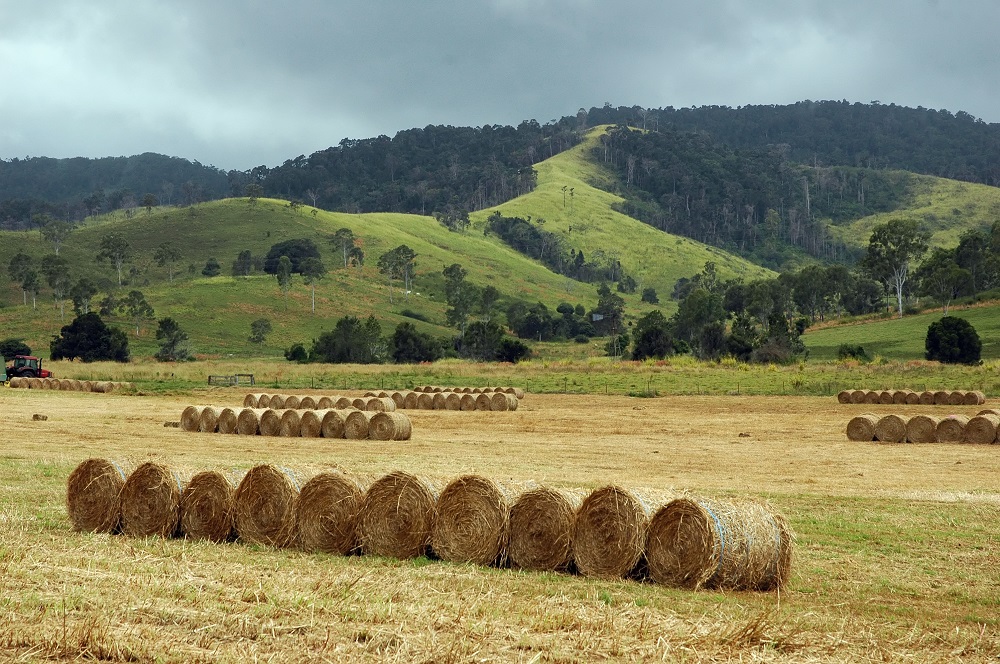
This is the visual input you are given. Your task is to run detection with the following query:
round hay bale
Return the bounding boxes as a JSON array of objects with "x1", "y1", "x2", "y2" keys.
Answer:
[
  {"x1": 93, "y1": 381, "x2": 112, "y2": 393},
  {"x1": 573, "y1": 486, "x2": 656, "y2": 579},
  {"x1": 120, "y1": 462, "x2": 184, "y2": 538},
  {"x1": 58, "y1": 378, "x2": 74, "y2": 391},
  {"x1": 180, "y1": 406, "x2": 204, "y2": 432},
  {"x1": 936, "y1": 415, "x2": 970, "y2": 443},
  {"x1": 103, "y1": 381, "x2": 118, "y2": 393},
  {"x1": 69, "y1": 379, "x2": 84, "y2": 391},
  {"x1": 877, "y1": 390, "x2": 894, "y2": 405},
  {"x1": 39, "y1": 378, "x2": 54, "y2": 390},
  {"x1": 508, "y1": 487, "x2": 584, "y2": 571},
  {"x1": 390, "y1": 391, "x2": 407, "y2": 409},
  {"x1": 81, "y1": 380, "x2": 94, "y2": 392},
  {"x1": 874, "y1": 414, "x2": 908, "y2": 443},
  {"x1": 233, "y1": 464, "x2": 302, "y2": 547},
  {"x1": 344, "y1": 411, "x2": 373, "y2": 439},
  {"x1": 236, "y1": 408, "x2": 267, "y2": 435},
  {"x1": 363, "y1": 391, "x2": 378, "y2": 398},
  {"x1": 300, "y1": 410, "x2": 324, "y2": 437},
  {"x1": 65, "y1": 458, "x2": 130, "y2": 533},
  {"x1": 432, "y1": 393, "x2": 448, "y2": 410},
  {"x1": 299, "y1": 395, "x2": 318, "y2": 410},
  {"x1": 417, "y1": 393, "x2": 434, "y2": 410},
  {"x1": 918, "y1": 391, "x2": 935, "y2": 406},
  {"x1": 351, "y1": 397, "x2": 368, "y2": 410},
  {"x1": 963, "y1": 391, "x2": 986, "y2": 406},
  {"x1": 217, "y1": 407, "x2": 240, "y2": 434},
  {"x1": 836, "y1": 390, "x2": 852, "y2": 404},
  {"x1": 370, "y1": 412, "x2": 412, "y2": 440},
  {"x1": 431, "y1": 386, "x2": 444, "y2": 393},
  {"x1": 863, "y1": 390, "x2": 880, "y2": 404},
  {"x1": 198, "y1": 406, "x2": 223, "y2": 433},
  {"x1": 297, "y1": 471, "x2": 369, "y2": 554},
  {"x1": 359, "y1": 471, "x2": 438, "y2": 558},
  {"x1": 976, "y1": 408, "x2": 1000, "y2": 417},
  {"x1": 366, "y1": 397, "x2": 396, "y2": 412},
  {"x1": 475, "y1": 393, "x2": 492, "y2": 411},
  {"x1": 244, "y1": 393, "x2": 265, "y2": 408},
  {"x1": 947, "y1": 391, "x2": 966, "y2": 406},
  {"x1": 279, "y1": 409, "x2": 303, "y2": 437},
  {"x1": 445, "y1": 393, "x2": 462, "y2": 410},
  {"x1": 891, "y1": 390, "x2": 909, "y2": 405},
  {"x1": 335, "y1": 397, "x2": 354, "y2": 409},
  {"x1": 403, "y1": 392, "x2": 420, "y2": 409},
  {"x1": 646, "y1": 496, "x2": 793, "y2": 591},
  {"x1": 180, "y1": 470, "x2": 235, "y2": 542},
  {"x1": 460, "y1": 387, "x2": 473, "y2": 394},
  {"x1": 933, "y1": 391, "x2": 950, "y2": 405},
  {"x1": 317, "y1": 396, "x2": 335, "y2": 409},
  {"x1": 8, "y1": 377, "x2": 23, "y2": 389},
  {"x1": 964, "y1": 414, "x2": 1000, "y2": 444},
  {"x1": 846, "y1": 414, "x2": 878, "y2": 442},
  {"x1": 490, "y1": 392, "x2": 519, "y2": 411},
  {"x1": 905, "y1": 415, "x2": 940, "y2": 444},
  {"x1": 512, "y1": 387, "x2": 525, "y2": 399},
  {"x1": 432, "y1": 475, "x2": 515, "y2": 566},
  {"x1": 267, "y1": 394, "x2": 287, "y2": 409},
  {"x1": 283, "y1": 395, "x2": 301, "y2": 410},
  {"x1": 259, "y1": 409, "x2": 283, "y2": 437},
  {"x1": 460, "y1": 394, "x2": 477, "y2": 411},
  {"x1": 471, "y1": 387, "x2": 483, "y2": 394},
  {"x1": 904, "y1": 391, "x2": 921, "y2": 405},
  {"x1": 321, "y1": 409, "x2": 349, "y2": 439}
]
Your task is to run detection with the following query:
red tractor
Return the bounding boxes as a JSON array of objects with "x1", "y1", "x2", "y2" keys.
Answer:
[{"x1": 7, "y1": 355, "x2": 53, "y2": 379}]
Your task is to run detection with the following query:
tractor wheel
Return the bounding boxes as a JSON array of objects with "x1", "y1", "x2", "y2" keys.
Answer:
[{"x1": 20, "y1": 370, "x2": 36, "y2": 378}]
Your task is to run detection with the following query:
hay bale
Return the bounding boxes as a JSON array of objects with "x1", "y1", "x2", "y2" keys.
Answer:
[
  {"x1": 460, "y1": 394, "x2": 477, "y2": 411},
  {"x1": 317, "y1": 396, "x2": 335, "y2": 409},
  {"x1": 244, "y1": 393, "x2": 265, "y2": 407},
  {"x1": 233, "y1": 464, "x2": 302, "y2": 547},
  {"x1": 947, "y1": 391, "x2": 966, "y2": 406},
  {"x1": 279, "y1": 409, "x2": 303, "y2": 437},
  {"x1": 508, "y1": 486, "x2": 584, "y2": 572},
  {"x1": 836, "y1": 390, "x2": 852, "y2": 404},
  {"x1": 180, "y1": 406, "x2": 205, "y2": 432},
  {"x1": 474, "y1": 393, "x2": 492, "y2": 411},
  {"x1": 93, "y1": 381, "x2": 112, "y2": 393},
  {"x1": 359, "y1": 471, "x2": 438, "y2": 558},
  {"x1": 283, "y1": 395, "x2": 301, "y2": 410},
  {"x1": 363, "y1": 391, "x2": 378, "y2": 398},
  {"x1": 180, "y1": 470, "x2": 235, "y2": 542},
  {"x1": 918, "y1": 391, "x2": 935, "y2": 406},
  {"x1": 573, "y1": 485, "x2": 658, "y2": 579},
  {"x1": 120, "y1": 462, "x2": 184, "y2": 538},
  {"x1": 905, "y1": 415, "x2": 940, "y2": 444},
  {"x1": 904, "y1": 391, "x2": 920, "y2": 405},
  {"x1": 8, "y1": 377, "x2": 23, "y2": 389},
  {"x1": 432, "y1": 475, "x2": 515, "y2": 566},
  {"x1": 366, "y1": 396, "x2": 396, "y2": 412},
  {"x1": 335, "y1": 396, "x2": 354, "y2": 409},
  {"x1": 891, "y1": 390, "x2": 909, "y2": 405},
  {"x1": 874, "y1": 414, "x2": 908, "y2": 443},
  {"x1": 297, "y1": 471, "x2": 369, "y2": 554},
  {"x1": 198, "y1": 406, "x2": 223, "y2": 433},
  {"x1": 445, "y1": 393, "x2": 462, "y2": 410},
  {"x1": 863, "y1": 390, "x2": 880, "y2": 404},
  {"x1": 390, "y1": 391, "x2": 407, "y2": 409},
  {"x1": 217, "y1": 407, "x2": 240, "y2": 434},
  {"x1": 344, "y1": 411, "x2": 374, "y2": 439},
  {"x1": 963, "y1": 391, "x2": 986, "y2": 406},
  {"x1": 259, "y1": 409, "x2": 283, "y2": 437},
  {"x1": 964, "y1": 414, "x2": 1000, "y2": 444},
  {"x1": 977, "y1": 408, "x2": 1000, "y2": 417},
  {"x1": 65, "y1": 458, "x2": 130, "y2": 533},
  {"x1": 370, "y1": 412, "x2": 412, "y2": 440},
  {"x1": 300, "y1": 410, "x2": 324, "y2": 437},
  {"x1": 506, "y1": 387, "x2": 526, "y2": 399},
  {"x1": 877, "y1": 390, "x2": 894, "y2": 405},
  {"x1": 267, "y1": 394, "x2": 287, "y2": 409},
  {"x1": 490, "y1": 392, "x2": 519, "y2": 411},
  {"x1": 103, "y1": 382, "x2": 119, "y2": 393},
  {"x1": 321, "y1": 410, "x2": 349, "y2": 439},
  {"x1": 933, "y1": 390, "x2": 950, "y2": 405},
  {"x1": 58, "y1": 378, "x2": 74, "y2": 391},
  {"x1": 299, "y1": 395, "x2": 318, "y2": 410},
  {"x1": 403, "y1": 392, "x2": 420, "y2": 409},
  {"x1": 417, "y1": 393, "x2": 434, "y2": 410},
  {"x1": 432, "y1": 393, "x2": 448, "y2": 410},
  {"x1": 936, "y1": 415, "x2": 970, "y2": 443},
  {"x1": 645, "y1": 496, "x2": 793, "y2": 591},
  {"x1": 351, "y1": 397, "x2": 368, "y2": 410},
  {"x1": 236, "y1": 408, "x2": 267, "y2": 435},
  {"x1": 81, "y1": 380, "x2": 94, "y2": 392},
  {"x1": 846, "y1": 414, "x2": 878, "y2": 441}
]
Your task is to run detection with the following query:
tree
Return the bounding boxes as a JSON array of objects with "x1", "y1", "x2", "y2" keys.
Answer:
[
  {"x1": 299, "y1": 256, "x2": 326, "y2": 313},
  {"x1": 276, "y1": 255, "x2": 293, "y2": 305},
  {"x1": 40, "y1": 219, "x2": 75, "y2": 256},
  {"x1": 244, "y1": 183, "x2": 263, "y2": 208},
  {"x1": 671, "y1": 287, "x2": 725, "y2": 346},
  {"x1": 310, "y1": 315, "x2": 384, "y2": 364},
  {"x1": 202, "y1": 257, "x2": 221, "y2": 277},
  {"x1": 42, "y1": 254, "x2": 72, "y2": 319},
  {"x1": 391, "y1": 322, "x2": 443, "y2": 363},
  {"x1": 119, "y1": 290, "x2": 154, "y2": 336},
  {"x1": 141, "y1": 193, "x2": 158, "y2": 214},
  {"x1": 461, "y1": 320, "x2": 505, "y2": 361},
  {"x1": 377, "y1": 245, "x2": 416, "y2": 303},
  {"x1": 8, "y1": 252, "x2": 34, "y2": 305},
  {"x1": 50, "y1": 312, "x2": 130, "y2": 362},
  {"x1": 925, "y1": 316, "x2": 981, "y2": 365},
  {"x1": 154, "y1": 242, "x2": 182, "y2": 281},
  {"x1": 263, "y1": 238, "x2": 321, "y2": 273},
  {"x1": 954, "y1": 229, "x2": 992, "y2": 299},
  {"x1": 232, "y1": 249, "x2": 254, "y2": 277},
  {"x1": 70, "y1": 278, "x2": 99, "y2": 315},
  {"x1": 443, "y1": 263, "x2": 477, "y2": 336},
  {"x1": 861, "y1": 219, "x2": 929, "y2": 318},
  {"x1": 915, "y1": 248, "x2": 971, "y2": 314},
  {"x1": 0, "y1": 339, "x2": 31, "y2": 361},
  {"x1": 641, "y1": 287, "x2": 659, "y2": 304},
  {"x1": 631, "y1": 310, "x2": 674, "y2": 360},
  {"x1": 331, "y1": 228, "x2": 357, "y2": 267},
  {"x1": 96, "y1": 233, "x2": 132, "y2": 286},
  {"x1": 249, "y1": 318, "x2": 273, "y2": 344},
  {"x1": 590, "y1": 283, "x2": 625, "y2": 335},
  {"x1": 154, "y1": 318, "x2": 190, "y2": 361}
]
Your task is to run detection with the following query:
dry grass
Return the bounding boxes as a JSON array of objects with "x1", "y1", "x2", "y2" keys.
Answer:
[{"x1": 1, "y1": 389, "x2": 999, "y2": 662}]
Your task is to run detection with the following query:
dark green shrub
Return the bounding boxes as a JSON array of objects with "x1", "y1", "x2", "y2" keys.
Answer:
[
  {"x1": 284, "y1": 343, "x2": 308, "y2": 363},
  {"x1": 925, "y1": 316, "x2": 981, "y2": 364},
  {"x1": 573, "y1": 334, "x2": 589, "y2": 344},
  {"x1": 0, "y1": 339, "x2": 31, "y2": 361},
  {"x1": 837, "y1": 344, "x2": 871, "y2": 362}
]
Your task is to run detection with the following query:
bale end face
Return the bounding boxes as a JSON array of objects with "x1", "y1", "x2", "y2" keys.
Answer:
[
  {"x1": 359, "y1": 471, "x2": 438, "y2": 559},
  {"x1": 573, "y1": 486, "x2": 650, "y2": 579},
  {"x1": 66, "y1": 458, "x2": 129, "y2": 533},
  {"x1": 432, "y1": 475, "x2": 511, "y2": 566}
]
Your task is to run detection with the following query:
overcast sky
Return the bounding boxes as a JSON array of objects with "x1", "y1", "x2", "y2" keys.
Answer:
[{"x1": 2, "y1": 0, "x2": 998, "y2": 171}]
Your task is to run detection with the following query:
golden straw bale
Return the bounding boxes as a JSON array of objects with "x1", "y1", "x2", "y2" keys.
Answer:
[
  {"x1": 471, "y1": 387, "x2": 483, "y2": 394},
  {"x1": 846, "y1": 389, "x2": 866, "y2": 404},
  {"x1": 266, "y1": 394, "x2": 286, "y2": 409},
  {"x1": 58, "y1": 378, "x2": 73, "y2": 391},
  {"x1": 918, "y1": 391, "x2": 935, "y2": 405},
  {"x1": 836, "y1": 390, "x2": 852, "y2": 404},
  {"x1": 299, "y1": 396, "x2": 318, "y2": 410},
  {"x1": 403, "y1": 392, "x2": 420, "y2": 409},
  {"x1": 81, "y1": 380, "x2": 94, "y2": 392},
  {"x1": 490, "y1": 392, "x2": 519, "y2": 411},
  {"x1": 904, "y1": 391, "x2": 920, "y2": 405},
  {"x1": 846, "y1": 414, "x2": 878, "y2": 441},
  {"x1": 432, "y1": 475, "x2": 516, "y2": 566},
  {"x1": 180, "y1": 470, "x2": 236, "y2": 542},
  {"x1": 863, "y1": 390, "x2": 880, "y2": 404},
  {"x1": 646, "y1": 496, "x2": 793, "y2": 591},
  {"x1": 431, "y1": 386, "x2": 444, "y2": 393},
  {"x1": 345, "y1": 410, "x2": 374, "y2": 439},
  {"x1": 432, "y1": 393, "x2": 448, "y2": 410},
  {"x1": 508, "y1": 486, "x2": 585, "y2": 572},
  {"x1": 279, "y1": 409, "x2": 303, "y2": 437},
  {"x1": 936, "y1": 415, "x2": 970, "y2": 443},
  {"x1": 416, "y1": 393, "x2": 434, "y2": 410},
  {"x1": 65, "y1": 458, "x2": 131, "y2": 533},
  {"x1": 120, "y1": 462, "x2": 185, "y2": 538},
  {"x1": 359, "y1": 471, "x2": 439, "y2": 559},
  {"x1": 321, "y1": 410, "x2": 349, "y2": 439},
  {"x1": 41, "y1": 378, "x2": 56, "y2": 390},
  {"x1": 390, "y1": 391, "x2": 407, "y2": 408},
  {"x1": 8, "y1": 377, "x2": 23, "y2": 389},
  {"x1": 445, "y1": 393, "x2": 462, "y2": 410},
  {"x1": 244, "y1": 393, "x2": 265, "y2": 407},
  {"x1": 905, "y1": 415, "x2": 940, "y2": 444},
  {"x1": 297, "y1": 471, "x2": 371, "y2": 554},
  {"x1": 877, "y1": 390, "x2": 894, "y2": 405},
  {"x1": 317, "y1": 396, "x2": 335, "y2": 409},
  {"x1": 460, "y1": 394, "x2": 477, "y2": 411},
  {"x1": 233, "y1": 464, "x2": 302, "y2": 547},
  {"x1": 363, "y1": 391, "x2": 378, "y2": 398},
  {"x1": 933, "y1": 391, "x2": 950, "y2": 405},
  {"x1": 236, "y1": 408, "x2": 267, "y2": 436},
  {"x1": 892, "y1": 390, "x2": 909, "y2": 405},
  {"x1": 283, "y1": 395, "x2": 302, "y2": 410},
  {"x1": 475, "y1": 393, "x2": 492, "y2": 411},
  {"x1": 573, "y1": 486, "x2": 663, "y2": 579},
  {"x1": 964, "y1": 414, "x2": 1000, "y2": 444},
  {"x1": 217, "y1": 407, "x2": 240, "y2": 434},
  {"x1": 947, "y1": 391, "x2": 966, "y2": 406},
  {"x1": 335, "y1": 397, "x2": 354, "y2": 409},
  {"x1": 300, "y1": 410, "x2": 324, "y2": 437},
  {"x1": 964, "y1": 391, "x2": 986, "y2": 406},
  {"x1": 198, "y1": 406, "x2": 223, "y2": 433},
  {"x1": 70, "y1": 379, "x2": 85, "y2": 391},
  {"x1": 977, "y1": 408, "x2": 1000, "y2": 417},
  {"x1": 874, "y1": 414, "x2": 908, "y2": 443},
  {"x1": 370, "y1": 412, "x2": 412, "y2": 440},
  {"x1": 180, "y1": 406, "x2": 204, "y2": 432},
  {"x1": 460, "y1": 387, "x2": 473, "y2": 394},
  {"x1": 366, "y1": 396, "x2": 396, "y2": 412},
  {"x1": 259, "y1": 409, "x2": 283, "y2": 437}
]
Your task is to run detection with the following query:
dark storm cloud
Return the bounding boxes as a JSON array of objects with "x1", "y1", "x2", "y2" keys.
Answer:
[{"x1": 2, "y1": 0, "x2": 998, "y2": 170}]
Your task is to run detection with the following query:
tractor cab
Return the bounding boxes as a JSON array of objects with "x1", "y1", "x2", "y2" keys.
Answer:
[{"x1": 8, "y1": 355, "x2": 52, "y2": 379}]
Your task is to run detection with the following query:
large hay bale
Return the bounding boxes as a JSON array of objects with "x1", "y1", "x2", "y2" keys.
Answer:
[
  {"x1": 299, "y1": 395, "x2": 318, "y2": 410},
  {"x1": 439, "y1": 392, "x2": 458, "y2": 410},
  {"x1": 475, "y1": 393, "x2": 492, "y2": 411},
  {"x1": 317, "y1": 396, "x2": 335, "y2": 409},
  {"x1": 236, "y1": 408, "x2": 267, "y2": 435},
  {"x1": 964, "y1": 414, "x2": 1000, "y2": 444},
  {"x1": 281, "y1": 395, "x2": 299, "y2": 410},
  {"x1": 120, "y1": 462, "x2": 184, "y2": 538},
  {"x1": 81, "y1": 380, "x2": 94, "y2": 392},
  {"x1": 180, "y1": 405, "x2": 204, "y2": 432},
  {"x1": 905, "y1": 415, "x2": 940, "y2": 444},
  {"x1": 390, "y1": 391, "x2": 407, "y2": 409},
  {"x1": 432, "y1": 475, "x2": 514, "y2": 566},
  {"x1": 335, "y1": 396, "x2": 354, "y2": 409},
  {"x1": 501, "y1": 387, "x2": 526, "y2": 399},
  {"x1": 351, "y1": 397, "x2": 368, "y2": 410},
  {"x1": 300, "y1": 410, "x2": 324, "y2": 437},
  {"x1": 65, "y1": 458, "x2": 130, "y2": 533},
  {"x1": 863, "y1": 390, "x2": 880, "y2": 404},
  {"x1": 918, "y1": 391, "x2": 935, "y2": 406},
  {"x1": 366, "y1": 397, "x2": 396, "y2": 412},
  {"x1": 891, "y1": 390, "x2": 909, "y2": 405},
  {"x1": 217, "y1": 407, "x2": 240, "y2": 434},
  {"x1": 180, "y1": 470, "x2": 235, "y2": 542},
  {"x1": 933, "y1": 390, "x2": 950, "y2": 405},
  {"x1": 58, "y1": 378, "x2": 74, "y2": 391},
  {"x1": 359, "y1": 471, "x2": 439, "y2": 558},
  {"x1": 432, "y1": 393, "x2": 448, "y2": 410},
  {"x1": 646, "y1": 496, "x2": 793, "y2": 591},
  {"x1": 403, "y1": 392, "x2": 420, "y2": 409},
  {"x1": 964, "y1": 391, "x2": 986, "y2": 406},
  {"x1": 977, "y1": 408, "x2": 1000, "y2": 417},
  {"x1": 877, "y1": 390, "x2": 894, "y2": 405},
  {"x1": 947, "y1": 391, "x2": 966, "y2": 406},
  {"x1": 846, "y1": 414, "x2": 878, "y2": 442},
  {"x1": 573, "y1": 486, "x2": 657, "y2": 579},
  {"x1": 847, "y1": 389, "x2": 865, "y2": 404},
  {"x1": 904, "y1": 391, "x2": 920, "y2": 405},
  {"x1": 936, "y1": 415, "x2": 970, "y2": 443},
  {"x1": 267, "y1": 394, "x2": 287, "y2": 409},
  {"x1": 198, "y1": 406, "x2": 223, "y2": 433},
  {"x1": 8, "y1": 377, "x2": 23, "y2": 389},
  {"x1": 233, "y1": 464, "x2": 302, "y2": 547},
  {"x1": 508, "y1": 487, "x2": 584, "y2": 571},
  {"x1": 417, "y1": 393, "x2": 434, "y2": 410},
  {"x1": 344, "y1": 410, "x2": 374, "y2": 439},
  {"x1": 370, "y1": 412, "x2": 412, "y2": 441},
  {"x1": 490, "y1": 392, "x2": 519, "y2": 411},
  {"x1": 259, "y1": 409, "x2": 283, "y2": 437},
  {"x1": 297, "y1": 471, "x2": 369, "y2": 554},
  {"x1": 874, "y1": 414, "x2": 908, "y2": 443},
  {"x1": 279, "y1": 409, "x2": 303, "y2": 437},
  {"x1": 244, "y1": 393, "x2": 265, "y2": 407},
  {"x1": 836, "y1": 390, "x2": 852, "y2": 404},
  {"x1": 321, "y1": 410, "x2": 349, "y2": 439},
  {"x1": 460, "y1": 394, "x2": 477, "y2": 411}
]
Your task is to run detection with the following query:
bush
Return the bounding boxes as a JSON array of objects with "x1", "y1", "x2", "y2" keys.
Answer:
[
  {"x1": 640, "y1": 287, "x2": 659, "y2": 304},
  {"x1": 837, "y1": 344, "x2": 871, "y2": 362},
  {"x1": 399, "y1": 309, "x2": 430, "y2": 323},
  {"x1": 496, "y1": 337, "x2": 531, "y2": 363},
  {"x1": 50, "y1": 313, "x2": 129, "y2": 362},
  {"x1": 284, "y1": 343, "x2": 309, "y2": 362},
  {"x1": 573, "y1": 334, "x2": 590, "y2": 344},
  {"x1": 925, "y1": 316, "x2": 981, "y2": 364},
  {"x1": 0, "y1": 339, "x2": 31, "y2": 362},
  {"x1": 391, "y1": 322, "x2": 443, "y2": 363},
  {"x1": 201, "y1": 257, "x2": 221, "y2": 277}
]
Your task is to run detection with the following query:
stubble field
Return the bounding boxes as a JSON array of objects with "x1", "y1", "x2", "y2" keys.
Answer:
[{"x1": 1, "y1": 387, "x2": 998, "y2": 662}]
